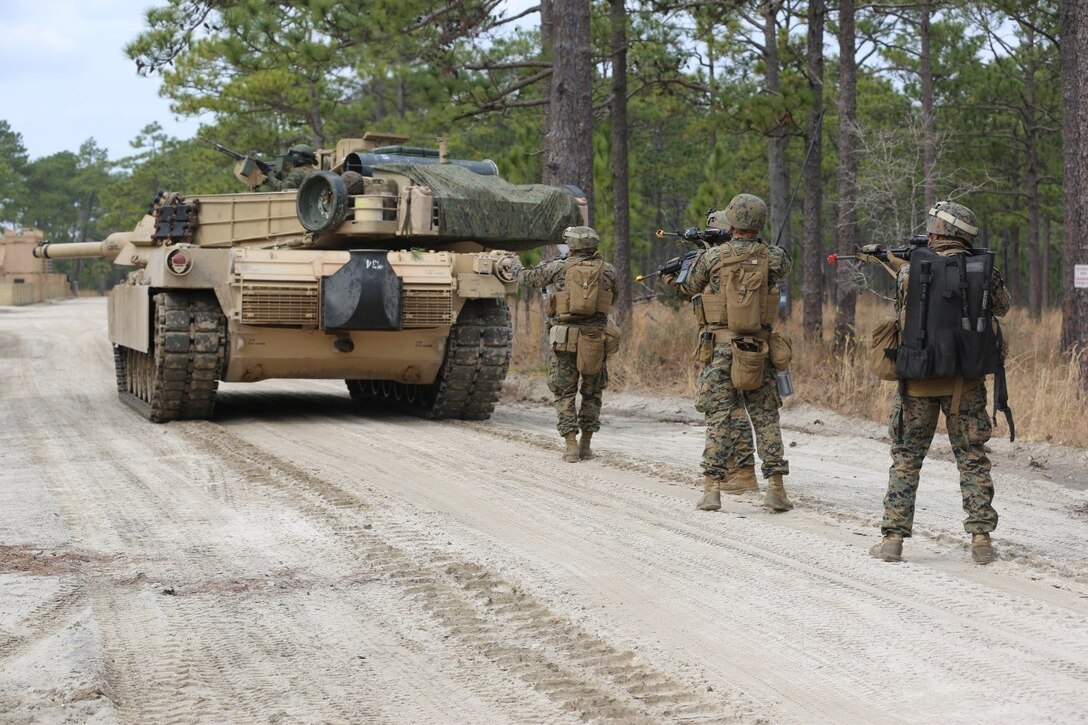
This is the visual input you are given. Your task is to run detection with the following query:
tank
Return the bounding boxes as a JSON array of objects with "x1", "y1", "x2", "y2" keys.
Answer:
[{"x1": 35, "y1": 132, "x2": 588, "y2": 422}]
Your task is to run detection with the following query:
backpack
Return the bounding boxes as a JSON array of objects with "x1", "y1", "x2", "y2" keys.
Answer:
[
  {"x1": 896, "y1": 247, "x2": 1002, "y2": 380},
  {"x1": 703, "y1": 242, "x2": 772, "y2": 334},
  {"x1": 556, "y1": 256, "x2": 612, "y2": 321}
]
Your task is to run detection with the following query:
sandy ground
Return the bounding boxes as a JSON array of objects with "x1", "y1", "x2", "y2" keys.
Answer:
[{"x1": 1, "y1": 297, "x2": 1086, "y2": 724}]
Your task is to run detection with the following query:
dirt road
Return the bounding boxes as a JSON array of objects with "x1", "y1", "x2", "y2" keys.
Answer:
[{"x1": 2, "y1": 298, "x2": 1086, "y2": 723}]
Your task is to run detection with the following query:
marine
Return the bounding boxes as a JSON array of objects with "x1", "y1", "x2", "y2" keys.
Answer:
[
  {"x1": 510, "y1": 226, "x2": 619, "y2": 462},
  {"x1": 262, "y1": 144, "x2": 317, "y2": 191},
  {"x1": 860, "y1": 200, "x2": 1011, "y2": 564},
  {"x1": 662, "y1": 194, "x2": 794, "y2": 512}
]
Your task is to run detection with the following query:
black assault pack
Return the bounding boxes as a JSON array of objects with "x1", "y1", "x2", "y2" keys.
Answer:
[{"x1": 896, "y1": 246, "x2": 1014, "y2": 440}]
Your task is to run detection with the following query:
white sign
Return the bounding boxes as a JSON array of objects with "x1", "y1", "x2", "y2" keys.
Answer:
[{"x1": 1076, "y1": 265, "x2": 1088, "y2": 289}]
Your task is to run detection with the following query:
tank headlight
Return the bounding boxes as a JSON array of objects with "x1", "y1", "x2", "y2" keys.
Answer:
[{"x1": 166, "y1": 248, "x2": 193, "y2": 276}]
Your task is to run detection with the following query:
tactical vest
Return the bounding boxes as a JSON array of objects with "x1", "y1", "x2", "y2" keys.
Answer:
[
  {"x1": 699, "y1": 242, "x2": 777, "y2": 335},
  {"x1": 896, "y1": 247, "x2": 1003, "y2": 381},
  {"x1": 554, "y1": 256, "x2": 612, "y2": 322}
]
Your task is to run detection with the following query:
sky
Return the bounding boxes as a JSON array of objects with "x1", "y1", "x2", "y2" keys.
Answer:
[
  {"x1": 0, "y1": 0, "x2": 209, "y2": 162},
  {"x1": 0, "y1": 0, "x2": 540, "y2": 164}
]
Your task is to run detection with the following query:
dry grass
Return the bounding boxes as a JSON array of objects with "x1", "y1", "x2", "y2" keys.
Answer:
[{"x1": 510, "y1": 296, "x2": 1088, "y2": 448}]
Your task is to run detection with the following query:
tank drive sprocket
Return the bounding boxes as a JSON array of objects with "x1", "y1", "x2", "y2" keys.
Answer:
[{"x1": 114, "y1": 292, "x2": 227, "y2": 422}]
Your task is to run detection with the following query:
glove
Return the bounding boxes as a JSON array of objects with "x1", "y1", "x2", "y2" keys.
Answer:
[
  {"x1": 496, "y1": 254, "x2": 522, "y2": 281},
  {"x1": 660, "y1": 273, "x2": 677, "y2": 287}
]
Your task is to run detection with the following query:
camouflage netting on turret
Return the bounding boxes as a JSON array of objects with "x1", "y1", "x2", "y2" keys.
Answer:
[{"x1": 376, "y1": 164, "x2": 583, "y2": 247}]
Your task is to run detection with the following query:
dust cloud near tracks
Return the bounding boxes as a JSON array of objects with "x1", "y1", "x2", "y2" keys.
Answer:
[{"x1": 1, "y1": 298, "x2": 1086, "y2": 723}]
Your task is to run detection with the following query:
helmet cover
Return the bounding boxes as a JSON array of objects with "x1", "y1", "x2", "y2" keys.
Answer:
[
  {"x1": 563, "y1": 225, "x2": 600, "y2": 251},
  {"x1": 723, "y1": 193, "x2": 768, "y2": 232},
  {"x1": 926, "y1": 200, "x2": 978, "y2": 242}
]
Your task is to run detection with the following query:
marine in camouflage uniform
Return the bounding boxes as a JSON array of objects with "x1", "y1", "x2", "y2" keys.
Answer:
[
  {"x1": 511, "y1": 226, "x2": 617, "y2": 462},
  {"x1": 262, "y1": 144, "x2": 317, "y2": 191},
  {"x1": 664, "y1": 194, "x2": 793, "y2": 512},
  {"x1": 862, "y1": 200, "x2": 1010, "y2": 565}
]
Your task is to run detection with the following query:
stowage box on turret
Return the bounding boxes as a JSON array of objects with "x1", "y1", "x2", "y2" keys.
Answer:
[{"x1": 36, "y1": 132, "x2": 587, "y2": 422}]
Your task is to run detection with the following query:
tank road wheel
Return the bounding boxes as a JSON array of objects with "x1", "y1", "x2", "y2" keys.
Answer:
[
  {"x1": 427, "y1": 299, "x2": 512, "y2": 421},
  {"x1": 297, "y1": 170, "x2": 349, "y2": 233},
  {"x1": 343, "y1": 300, "x2": 510, "y2": 420},
  {"x1": 113, "y1": 292, "x2": 227, "y2": 422},
  {"x1": 345, "y1": 379, "x2": 374, "y2": 403},
  {"x1": 344, "y1": 379, "x2": 433, "y2": 410}
]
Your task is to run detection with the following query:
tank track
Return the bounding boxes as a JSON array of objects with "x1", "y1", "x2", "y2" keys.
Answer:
[
  {"x1": 345, "y1": 299, "x2": 512, "y2": 421},
  {"x1": 114, "y1": 292, "x2": 227, "y2": 422}
]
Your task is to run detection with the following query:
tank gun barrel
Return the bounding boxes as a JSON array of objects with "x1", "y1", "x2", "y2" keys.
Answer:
[{"x1": 33, "y1": 236, "x2": 126, "y2": 261}]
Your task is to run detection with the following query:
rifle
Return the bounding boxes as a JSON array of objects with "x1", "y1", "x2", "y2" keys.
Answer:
[
  {"x1": 199, "y1": 137, "x2": 274, "y2": 175},
  {"x1": 655, "y1": 226, "x2": 732, "y2": 246},
  {"x1": 824, "y1": 235, "x2": 928, "y2": 265},
  {"x1": 636, "y1": 226, "x2": 729, "y2": 285}
]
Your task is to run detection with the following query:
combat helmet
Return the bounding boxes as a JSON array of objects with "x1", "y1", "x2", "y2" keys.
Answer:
[
  {"x1": 706, "y1": 209, "x2": 729, "y2": 230},
  {"x1": 722, "y1": 193, "x2": 768, "y2": 232},
  {"x1": 926, "y1": 200, "x2": 978, "y2": 242},
  {"x1": 288, "y1": 144, "x2": 317, "y2": 166},
  {"x1": 563, "y1": 225, "x2": 600, "y2": 251}
]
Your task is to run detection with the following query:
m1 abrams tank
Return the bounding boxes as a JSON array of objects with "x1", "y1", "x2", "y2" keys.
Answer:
[{"x1": 36, "y1": 132, "x2": 587, "y2": 422}]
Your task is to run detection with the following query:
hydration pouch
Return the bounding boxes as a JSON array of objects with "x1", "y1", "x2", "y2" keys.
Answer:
[
  {"x1": 693, "y1": 331, "x2": 715, "y2": 364},
  {"x1": 768, "y1": 332, "x2": 793, "y2": 371},
  {"x1": 869, "y1": 318, "x2": 900, "y2": 381},
  {"x1": 576, "y1": 331, "x2": 606, "y2": 375},
  {"x1": 730, "y1": 337, "x2": 768, "y2": 391},
  {"x1": 722, "y1": 246, "x2": 769, "y2": 335},
  {"x1": 563, "y1": 257, "x2": 605, "y2": 319}
]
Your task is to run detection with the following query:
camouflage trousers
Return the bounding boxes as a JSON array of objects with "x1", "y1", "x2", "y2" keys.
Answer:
[
  {"x1": 696, "y1": 343, "x2": 786, "y2": 480},
  {"x1": 548, "y1": 350, "x2": 608, "y2": 436},
  {"x1": 882, "y1": 384, "x2": 998, "y2": 537}
]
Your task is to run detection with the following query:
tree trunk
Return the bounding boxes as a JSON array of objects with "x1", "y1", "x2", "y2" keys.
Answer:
[
  {"x1": 543, "y1": 0, "x2": 594, "y2": 224},
  {"x1": 1024, "y1": 28, "x2": 1043, "y2": 319},
  {"x1": 834, "y1": 0, "x2": 859, "y2": 350},
  {"x1": 802, "y1": 0, "x2": 825, "y2": 342},
  {"x1": 1007, "y1": 227, "x2": 1022, "y2": 303},
  {"x1": 1044, "y1": 217, "x2": 1051, "y2": 309},
  {"x1": 1076, "y1": 0, "x2": 1088, "y2": 387},
  {"x1": 920, "y1": 0, "x2": 936, "y2": 211},
  {"x1": 540, "y1": 0, "x2": 554, "y2": 146},
  {"x1": 763, "y1": 1, "x2": 790, "y2": 259},
  {"x1": 1060, "y1": 0, "x2": 1088, "y2": 376},
  {"x1": 610, "y1": 0, "x2": 632, "y2": 329},
  {"x1": 539, "y1": 0, "x2": 556, "y2": 363}
]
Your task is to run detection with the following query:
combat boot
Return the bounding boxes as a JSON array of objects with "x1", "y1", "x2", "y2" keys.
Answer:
[
  {"x1": 870, "y1": 534, "x2": 904, "y2": 562},
  {"x1": 697, "y1": 476, "x2": 721, "y2": 511},
  {"x1": 562, "y1": 433, "x2": 580, "y2": 463},
  {"x1": 719, "y1": 464, "x2": 759, "y2": 495},
  {"x1": 763, "y1": 473, "x2": 793, "y2": 512},
  {"x1": 578, "y1": 430, "x2": 594, "y2": 460},
  {"x1": 971, "y1": 533, "x2": 997, "y2": 565}
]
